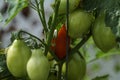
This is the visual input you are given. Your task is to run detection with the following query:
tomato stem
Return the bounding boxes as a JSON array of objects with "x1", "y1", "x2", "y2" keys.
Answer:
[
  {"x1": 47, "y1": 48, "x2": 60, "y2": 61},
  {"x1": 58, "y1": 61, "x2": 63, "y2": 80},
  {"x1": 70, "y1": 32, "x2": 91, "y2": 54},
  {"x1": 35, "y1": 0, "x2": 48, "y2": 33},
  {"x1": 18, "y1": 30, "x2": 46, "y2": 47},
  {"x1": 45, "y1": 0, "x2": 60, "y2": 56},
  {"x1": 65, "y1": 0, "x2": 70, "y2": 79}
]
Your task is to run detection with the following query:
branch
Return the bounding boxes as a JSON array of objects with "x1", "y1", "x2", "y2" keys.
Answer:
[
  {"x1": 70, "y1": 32, "x2": 91, "y2": 54},
  {"x1": 18, "y1": 30, "x2": 46, "y2": 47},
  {"x1": 35, "y1": 0, "x2": 48, "y2": 33}
]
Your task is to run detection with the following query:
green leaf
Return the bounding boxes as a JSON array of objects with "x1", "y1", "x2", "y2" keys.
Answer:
[
  {"x1": 83, "y1": 0, "x2": 120, "y2": 37},
  {"x1": 1, "y1": 0, "x2": 28, "y2": 25},
  {"x1": 92, "y1": 75, "x2": 109, "y2": 80}
]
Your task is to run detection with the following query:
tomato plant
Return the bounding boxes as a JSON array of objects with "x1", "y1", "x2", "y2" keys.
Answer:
[{"x1": 0, "y1": 0, "x2": 120, "y2": 80}]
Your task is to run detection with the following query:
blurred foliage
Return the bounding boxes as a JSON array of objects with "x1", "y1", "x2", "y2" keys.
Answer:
[
  {"x1": 0, "y1": 0, "x2": 28, "y2": 25},
  {"x1": 92, "y1": 75, "x2": 109, "y2": 80},
  {"x1": 114, "y1": 63, "x2": 120, "y2": 73}
]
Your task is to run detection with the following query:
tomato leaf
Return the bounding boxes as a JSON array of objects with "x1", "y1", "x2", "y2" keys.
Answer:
[
  {"x1": 0, "y1": 54, "x2": 14, "y2": 79},
  {"x1": 0, "y1": 0, "x2": 28, "y2": 25},
  {"x1": 83, "y1": 0, "x2": 120, "y2": 38}
]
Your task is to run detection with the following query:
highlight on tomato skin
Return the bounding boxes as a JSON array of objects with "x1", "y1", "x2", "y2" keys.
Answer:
[{"x1": 51, "y1": 24, "x2": 70, "y2": 60}]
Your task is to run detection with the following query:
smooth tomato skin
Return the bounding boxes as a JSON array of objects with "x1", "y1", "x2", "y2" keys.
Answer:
[
  {"x1": 62, "y1": 53, "x2": 86, "y2": 80},
  {"x1": 68, "y1": 10, "x2": 94, "y2": 38},
  {"x1": 55, "y1": 24, "x2": 70, "y2": 59},
  {"x1": 92, "y1": 13, "x2": 117, "y2": 52},
  {"x1": 7, "y1": 39, "x2": 31, "y2": 77},
  {"x1": 51, "y1": 24, "x2": 70, "y2": 59},
  {"x1": 58, "y1": 0, "x2": 81, "y2": 14},
  {"x1": 27, "y1": 49, "x2": 50, "y2": 80}
]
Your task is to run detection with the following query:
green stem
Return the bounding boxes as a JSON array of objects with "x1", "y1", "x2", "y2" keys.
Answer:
[
  {"x1": 45, "y1": 0, "x2": 60, "y2": 55},
  {"x1": 35, "y1": 0, "x2": 48, "y2": 33},
  {"x1": 40, "y1": 0, "x2": 48, "y2": 32},
  {"x1": 19, "y1": 30, "x2": 46, "y2": 46},
  {"x1": 58, "y1": 62, "x2": 63, "y2": 80},
  {"x1": 70, "y1": 32, "x2": 91, "y2": 54}
]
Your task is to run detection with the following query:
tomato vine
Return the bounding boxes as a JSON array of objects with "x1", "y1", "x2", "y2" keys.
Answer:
[{"x1": 0, "y1": 0, "x2": 120, "y2": 80}]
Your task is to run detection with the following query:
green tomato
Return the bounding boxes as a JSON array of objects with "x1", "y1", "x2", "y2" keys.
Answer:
[
  {"x1": 62, "y1": 53, "x2": 86, "y2": 80},
  {"x1": 27, "y1": 49, "x2": 50, "y2": 80},
  {"x1": 92, "y1": 13, "x2": 117, "y2": 52},
  {"x1": 58, "y1": 0, "x2": 81, "y2": 14},
  {"x1": 68, "y1": 10, "x2": 95, "y2": 38},
  {"x1": 7, "y1": 39, "x2": 31, "y2": 77}
]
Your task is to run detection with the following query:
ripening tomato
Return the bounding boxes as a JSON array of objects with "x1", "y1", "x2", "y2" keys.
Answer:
[
  {"x1": 51, "y1": 24, "x2": 70, "y2": 59},
  {"x1": 62, "y1": 53, "x2": 86, "y2": 80},
  {"x1": 58, "y1": 0, "x2": 81, "y2": 14},
  {"x1": 92, "y1": 12, "x2": 117, "y2": 52},
  {"x1": 27, "y1": 49, "x2": 50, "y2": 80},
  {"x1": 68, "y1": 10, "x2": 95, "y2": 38},
  {"x1": 7, "y1": 39, "x2": 31, "y2": 77}
]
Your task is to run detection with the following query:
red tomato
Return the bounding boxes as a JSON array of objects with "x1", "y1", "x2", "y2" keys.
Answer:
[{"x1": 51, "y1": 24, "x2": 70, "y2": 59}]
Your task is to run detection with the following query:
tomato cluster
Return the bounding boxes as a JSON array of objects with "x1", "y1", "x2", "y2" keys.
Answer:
[
  {"x1": 7, "y1": 39, "x2": 50, "y2": 80},
  {"x1": 5, "y1": 0, "x2": 118, "y2": 80},
  {"x1": 57, "y1": 0, "x2": 117, "y2": 53}
]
